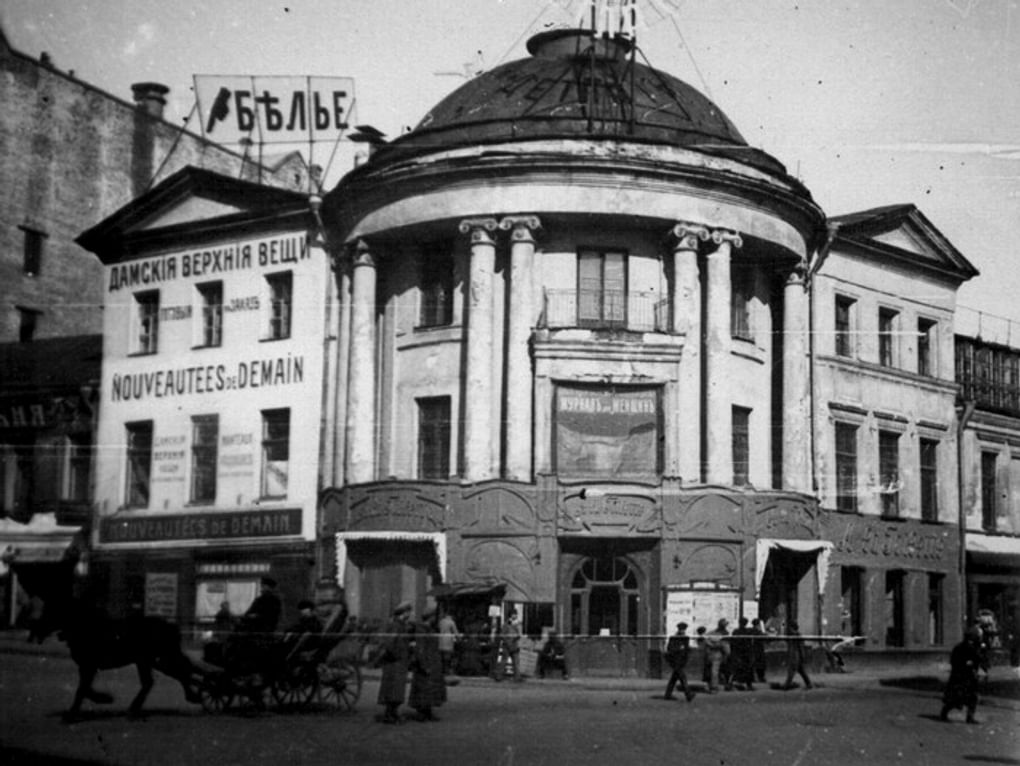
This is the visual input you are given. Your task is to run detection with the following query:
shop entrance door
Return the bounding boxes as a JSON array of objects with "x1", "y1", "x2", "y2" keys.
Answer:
[
  {"x1": 345, "y1": 540, "x2": 439, "y2": 623},
  {"x1": 759, "y1": 548, "x2": 818, "y2": 633}
]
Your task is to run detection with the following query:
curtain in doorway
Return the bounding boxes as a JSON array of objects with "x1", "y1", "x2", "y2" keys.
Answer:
[{"x1": 754, "y1": 539, "x2": 833, "y2": 598}]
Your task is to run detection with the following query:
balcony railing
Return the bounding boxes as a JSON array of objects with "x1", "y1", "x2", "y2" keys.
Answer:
[{"x1": 542, "y1": 289, "x2": 671, "y2": 333}]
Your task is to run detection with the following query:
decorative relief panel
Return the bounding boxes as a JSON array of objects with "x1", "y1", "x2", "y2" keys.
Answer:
[
  {"x1": 750, "y1": 497, "x2": 820, "y2": 539},
  {"x1": 464, "y1": 540, "x2": 538, "y2": 602},
  {"x1": 674, "y1": 543, "x2": 739, "y2": 587},
  {"x1": 558, "y1": 490, "x2": 660, "y2": 536},
  {"x1": 348, "y1": 486, "x2": 446, "y2": 532},
  {"x1": 460, "y1": 486, "x2": 538, "y2": 536},
  {"x1": 673, "y1": 493, "x2": 743, "y2": 538}
]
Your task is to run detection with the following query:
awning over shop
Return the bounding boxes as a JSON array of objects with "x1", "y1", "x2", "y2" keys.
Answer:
[
  {"x1": 967, "y1": 533, "x2": 1020, "y2": 556},
  {"x1": 0, "y1": 513, "x2": 79, "y2": 575},
  {"x1": 428, "y1": 578, "x2": 506, "y2": 599},
  {"x1": 334, "y1": 531, "x2": 446, "y2": 584},
  {"x1": 755, "y1": 538, "x2": 833, "y2": 598}
]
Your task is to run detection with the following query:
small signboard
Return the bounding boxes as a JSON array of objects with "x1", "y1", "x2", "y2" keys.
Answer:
[
  {"x1": 145, "y1": 572, "x2": 179, "y2": 618},
  {"x1": 664, "y1": 587, "x2": 740, "y2": 636}
]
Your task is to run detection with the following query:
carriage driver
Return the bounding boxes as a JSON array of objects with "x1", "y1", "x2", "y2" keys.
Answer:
[{"x1": 241, "y1": 577, "x2": 282, "y2": 635}]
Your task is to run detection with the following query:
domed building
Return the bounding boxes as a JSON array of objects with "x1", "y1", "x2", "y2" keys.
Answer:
[{"x1": 318, "y1": 28, "x2": 968, "y2": 674}]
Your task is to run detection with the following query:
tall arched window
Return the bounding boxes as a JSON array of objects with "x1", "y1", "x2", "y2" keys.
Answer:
[{"x1": 569, "y1": 554, "x2": 640, "y2": 637}]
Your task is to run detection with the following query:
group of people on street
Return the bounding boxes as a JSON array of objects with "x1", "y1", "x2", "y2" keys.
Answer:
[
  {"x1": 375, "y1": 601, "x2": 448, "y2": 724},
  {"x1": 664, "y1": 616, "x2": 813, "y2": 700}
]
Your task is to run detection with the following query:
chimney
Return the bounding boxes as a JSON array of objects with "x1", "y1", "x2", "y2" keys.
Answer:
[{"x1": 130, "y1": 82, "x2": 169, "y2": 120}]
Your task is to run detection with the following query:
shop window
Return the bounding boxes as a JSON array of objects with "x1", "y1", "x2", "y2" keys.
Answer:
[
  {"x1": 569, "y1": 555, "x2": 640, "y2": 637},
  {"x1": 125, "y1": 420, "x2": 153, "y2": 508},
  {"x1": 190, "y1": 415, "x2": 218, "y2": 504},
  {"x1": 521, "y1": 603, "x2": 556, "y2": 640},
  {"x1": 981, "y1": 451, "x2": 998, "y2": 531},
  {"x1": 419, "y1": 242, "x2": 454, "y2": 328},
  {"x1": 197, "y1": 281, "x2": 223, "y2": 347},
  {"x1": 928, "y1": 573, "x2": 944, "y2": 646},
  {"x1": 884, "y1": 570, "x2": 905, "y2": 647},
  {"x1": 133, "y1": 290, "x2": 160, "y2": 355},
  {"x1": 20, "y1": 226, "x2": 45, "y2": 276},
  {"x1": 834, "y1": 422, "x2": 858, "y2": 512},
  {"x1": 731, "y1": 268, "x2": 753, "y2": 341},
  {"x1": 920, "y1": 438, "x2": 938, "y2": 521},
  {"x1": 878, "y1": 430, "x2": 900, "y2": 517},
  {"x1": 266, "y1": 272, "x2": 292, "y2": 340},
  {"x1": 732, "y1": 406, "x2": 750, "y2": 486},
  {"x1": 577, "y1": 249, "x2": 626, "y2": 328},
  {"x1": 834, "y1": 295, "x2": 855, "y2": 357},
  {"x1": 840, "y1": 567, "x2": 863, "y2": 639},
  {"x1": 554, "y1": 384, "x2": 661, "y2": 479},
  {"x1": 917, "y1": 318, "x2": 936, "y2": 376},
  {"x1": 878, "y1": 307, "x2": 898, "y2": 367},
  {"x1": 63, "y1": 435, "x2": 91, "y2": 503},
  {"x1": 417, "y1": 397, "x2": 451, "y2": 480},
  {"x1": 260, "y1": 408, "x2": 290, "y2": 498}
]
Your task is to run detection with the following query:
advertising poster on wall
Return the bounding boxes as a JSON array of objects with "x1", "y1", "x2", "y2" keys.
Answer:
[{"x1": 664, "y1": 587, "x2": 740, "y2": 637}]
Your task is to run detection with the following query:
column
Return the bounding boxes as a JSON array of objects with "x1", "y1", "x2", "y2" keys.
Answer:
[
  {"x1": 459, "y1": 217, "x2": 499, "y2": 481},
  {"x1": 327, "y1": 247, "x2": 352, "y2": 487},
  {"x1": 670, "y1": 222, "x2": 708, "y2": 483},
  {"x1": 704, "y1": 229, "x2": 742, "y2": 485},
  {"x1": 782, "y1": 266, "x2": 812, "y2": 492},
  {"x1": 345, "y1": 240, "x2": 377, "y2": 484},
  {"x1": 500, "y1": 215, "x2": 541, "y2": 481}
]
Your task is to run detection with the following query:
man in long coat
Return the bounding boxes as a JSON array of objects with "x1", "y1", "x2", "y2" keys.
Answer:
[
  {"x1": 376, "y1": 601, "x2": 413, "y2": 724},
  {"x1": 663, "y1": 622, "x2": 694, "y2": 701},
  {"x1": 408, "y1": 605, "x2": 447, "y2": 721},
  {"x1": 940, "y1": 626, "x2": 987, "y2": 723}
]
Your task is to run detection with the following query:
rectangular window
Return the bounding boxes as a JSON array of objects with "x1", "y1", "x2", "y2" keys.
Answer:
[
  {"x1": 190, "y1": 415, "x2": 218, "y2": 503},
  {"x1": 417, "y1": 397, "x2": 451, "y2": 480},
  {"x1": 21, "y1": 226, "x2": 45, "y2": 276},
  {"x1": 928, "y1": 573, "x2": 944, "y2": 645},
  {"x1": 266, "y1": 272, "x2": 293, "y2": 340},
  {"x1": 981, "y1": 451, "x2": 997, "y2": 531},
  {"x1": 879, "y1": 308, "x2": 898, "y2": 367},
  {"x1": 17, "y1": 307, "x2": 40, "y2": 343},
  {"x1": 731, "y1": 269, "x2": 753, "y2": 340},
  {"x1": 419, "y1": 243, "x2": 454, "y2": 328},
  {"x1": 732, "y1": 406, "x2": 751, "y2": 486},
  {"x1": 125, "y1": 421, "x2": 153, "y2": 508},
  {"x1": 134, "y1": 291, "x2": 160, "y2": 354},
  {"x1": 885, "y1": 570, "x2": 905, "y2": 647},
  {"x1": 64, "y1": 435, "x2": 90, "y2": 503},
  {"x1": 197, "y1": 282, "x2": 223, "y2": 347},
  {"x1": 261, "y1": 409, "x2": 290, "y2": 498},
  {"x1": 835, "y1": 422, "x2": 858, "y2": 512},
  {"x1": 578, "y1": 250, "x2": 626, "y2": 328},
  {"x1": 834, "y1": 296, "x2": 855, "y2": 357},
  {"x1": 917, "y1": 318, "x2": 936, "y2": 376},
  {"x1": 920, "y1": 438, "x2": 938, "y2": 521},
  {"x1": 879, "y1": 430, "x2": 900, "y2": 517}
]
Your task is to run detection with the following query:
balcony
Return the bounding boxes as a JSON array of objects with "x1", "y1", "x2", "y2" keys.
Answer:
[{"x1": 541, "y1": 289, "x2": 671, "y2": 333}]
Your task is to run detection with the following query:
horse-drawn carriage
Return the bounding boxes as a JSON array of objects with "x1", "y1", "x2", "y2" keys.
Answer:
[{"x1": 194, "y1": 603, "x2": 363, "y2": 713}]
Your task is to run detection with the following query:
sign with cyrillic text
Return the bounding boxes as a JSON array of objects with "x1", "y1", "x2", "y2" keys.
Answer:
[{"x1": 194, "y1": 75, "x2": 354, "y2": 145}]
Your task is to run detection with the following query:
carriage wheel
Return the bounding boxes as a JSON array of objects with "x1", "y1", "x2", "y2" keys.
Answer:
[
  {"x1": 198, "y1": 678, "x2": 234, "y2": 713},
  {"x1": 271, "y1": 667, "x2": 317, "y2": 710},
  {"x1": 317, "y1": 659, "x2": 362, "y2": 712}
]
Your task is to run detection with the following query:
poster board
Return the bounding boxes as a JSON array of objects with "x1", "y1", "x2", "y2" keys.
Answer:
[
  {"x1": 145, "y1": 572, "x2": 179, "y2": 618},
  {"x1": 663, "y1": 588, "x2": 740, "y2": 641}
]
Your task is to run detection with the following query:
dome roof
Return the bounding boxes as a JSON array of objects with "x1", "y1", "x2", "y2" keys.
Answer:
[{"x1": 374, "y1": 29, "x2": 789, "y2": 178}]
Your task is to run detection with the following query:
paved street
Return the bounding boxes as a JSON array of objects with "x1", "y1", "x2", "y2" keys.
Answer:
[{"x1": 1, "y1": 639, "x2": 1017, "y2": 766}]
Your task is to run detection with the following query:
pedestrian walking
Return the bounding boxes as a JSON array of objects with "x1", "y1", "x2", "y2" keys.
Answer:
[
  {"x1": 940, "y1": 626, "x2": 987, "y2": 724},
  {"x1": 781, "y1": 620, "x2": 813, "y2": 690},
  {"x1": 438, "y1": 608, "x2": 461, "y2": 676},
  {"x1": 495, "y1": 611, "x2": 523, "y2": 681},
  {"x1": 729, "y1": 617, "x2": 755, "y2": 690},
  {"x1": 696, "y1": 626, "x2": 711, "y2": 686},
  {"x1": 751, "y1": 617, "x2": 768, "y2": 682},
  {"x1": 376, "y1": 601, "x2": 414, "y2": 724},
  {"x1": 408, "y1": 605, "x2": 447, "y2": 722},
  {"x1": 663, "y1": 622, "x2": 695, "y2": 702},
  {"x1": 705, "y1": 619, "x2": 732, "y2": 692}
]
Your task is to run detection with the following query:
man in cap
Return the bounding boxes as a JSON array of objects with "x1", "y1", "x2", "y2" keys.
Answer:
[
  {"x1": 376, "y1": 601, "x2": 414, "y2": 723},
  {"x1": 241, "y1": 577, "x2": 281, "y2": 635},
  {"x1": 940, "y1": 626, "x2": 987, "y2": 723},
  {"x1": 408, "y1": 604, "x2": 446, "y2": 721},
  {"x1": 663, "y1": 622, "x2": 694, "y2": 701}
]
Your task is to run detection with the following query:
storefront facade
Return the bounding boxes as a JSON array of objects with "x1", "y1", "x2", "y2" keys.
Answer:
[{"x1": 78, "y1": 168, "x2": 327, "y2": 627}]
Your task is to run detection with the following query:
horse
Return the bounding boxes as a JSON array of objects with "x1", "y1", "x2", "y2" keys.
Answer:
[{"x1": 39, "y1": 563, "x2": 201, "y2": 720}]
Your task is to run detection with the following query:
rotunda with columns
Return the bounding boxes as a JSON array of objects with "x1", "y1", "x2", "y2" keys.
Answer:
[{"x1": 320, "y1": 28, "x2": 830, "y2": 675}]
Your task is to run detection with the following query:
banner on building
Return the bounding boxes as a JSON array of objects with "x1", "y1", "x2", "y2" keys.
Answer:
[{"x1": 194, "y1": 75, "x2": 354, "y2": 145}]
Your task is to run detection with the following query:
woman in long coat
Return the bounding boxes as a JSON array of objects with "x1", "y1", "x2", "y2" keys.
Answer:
[
  {"x1": 376, "y1": 601, "x2": 413, "y2": 724},
  {"x1": 408, "y1": 605, "x2": 447, "y2": 721},
  {"x1": 940, "y1": 627, "x2": 986, "y2": 723}
]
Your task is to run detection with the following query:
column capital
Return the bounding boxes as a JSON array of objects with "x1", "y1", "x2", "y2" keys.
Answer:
[
  {"x1": 669, "y1": 221, "x2": 711, "y2": 250},
  {"x1": 785, "y1": 262, "x2": 808, "y2": 288},
  {"x1": 458, "y1": 217, "x2": 500, "y2": 244},
  {"x1": 499, "y1": 215, "x2": 542, "y2": 242},
  {"x1": 710, "y1": 228, "x2": 743, "y2": 249},
  {"x1": 348, "y1": 238, "x2": 375, "y2": 268}
]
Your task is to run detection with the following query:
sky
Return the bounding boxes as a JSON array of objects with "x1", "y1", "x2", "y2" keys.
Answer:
[{"x1": 3, "y1": 0, "x2": 1019, "y2": 326}]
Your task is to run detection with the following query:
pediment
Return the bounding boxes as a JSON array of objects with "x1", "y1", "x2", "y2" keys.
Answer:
[{"x1": 135, "y1": 196, "x2": 248, "y2": 230}]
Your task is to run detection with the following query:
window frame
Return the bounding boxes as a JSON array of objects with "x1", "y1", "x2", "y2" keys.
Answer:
[
  {"x1": 266, "y1": 272, "x2": 293, "y2": 341},
  {"x1": 834, "y1": 295, "x2": 856, "y2": 358},
  {"x1": 878, "y1": 429, "x2": 900, "y2": 518},
  {"x1": 125, "y1": 420, "x2": 154, "y2": 509},
  {"x1": 981, "y1": 450, "x2": 998, "y2": 531},
  {"x1": 20, "y1": 225, "x2": 46, "y2": 277},
  {"x1": 731, "y1": 267, "x2": 754, "y2": 341},
  {"x1": 418, "y1": 242, "x2": 454, "y2": 328},
  {"x1": 577, "y1": 248, "x2": 628, "y2": 329},
  {"x1": 189, "y1": 414, "x2": 219, "y2": 504},
  {"x1": 197, "y1": 281, "x2": 224, "y2": 348},
  {"x1": 417, "y1": 396, "x2": 452, "y2": 480},
  {"x1": 134, "y1": 290, "x2": 160, "y2": 355},
  {"x1": 834, "y1": 421, "x2": 858, "y2": 512},
  {"x1": 878, "y1": 307, "x2": 898, "y2": 368},
  {"x1": 917, "y1": 318, "x2": 937, "y2": 376},
  {"x1": 260, "y1": 408, "x2": 290, "y2": 499},
  {"x1": 732, "y1": 405, "x2": 751, "y2": 486},
  {"x1": 919, "y1": 438, "x2": 939, "y2": 521}
]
